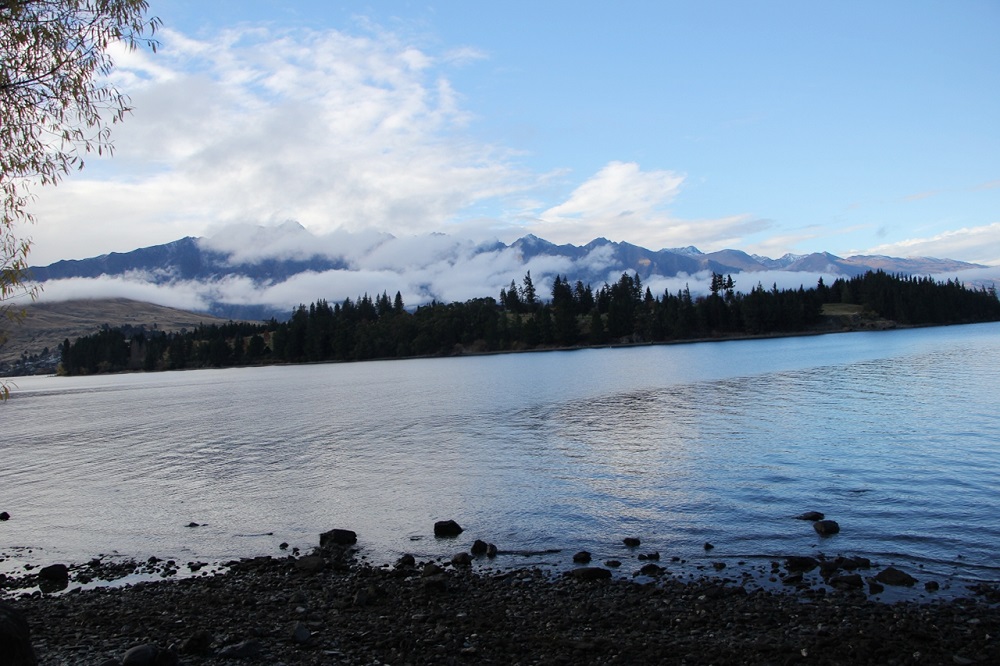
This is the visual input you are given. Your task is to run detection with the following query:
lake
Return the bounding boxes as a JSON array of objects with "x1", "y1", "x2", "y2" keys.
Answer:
[{"x1": 2, "y1": 323, "x2": 999, "y2": 593}]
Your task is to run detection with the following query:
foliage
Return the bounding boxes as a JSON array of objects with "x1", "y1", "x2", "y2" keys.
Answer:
[
  {"x1": 59, "y1": 270, "x2": 1000, "y2": 376},
  {"x1": 0, "y1": 0, "x2": 159, "y2": 397}
]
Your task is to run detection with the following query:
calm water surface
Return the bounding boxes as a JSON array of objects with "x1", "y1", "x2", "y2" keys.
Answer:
[{"x1": 2, "y1": 323, "x2": 999, "y2": 588}]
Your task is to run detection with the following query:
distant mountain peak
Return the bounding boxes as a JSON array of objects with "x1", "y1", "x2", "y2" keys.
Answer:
[
  {"x1": 27, "y1": 225, "x2": 991, "y2": 320},
  {"x1": 669, "y1": 245, "x2": 704, "y2": 256}
]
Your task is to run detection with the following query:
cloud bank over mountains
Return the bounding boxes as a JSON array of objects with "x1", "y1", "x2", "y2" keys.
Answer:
[
  {"x1": 23, "y1": 22, "x2": 1000, "y2": 269},
  {"x1": 27, "y1": 224, "x2": 995, "y2": 320}
]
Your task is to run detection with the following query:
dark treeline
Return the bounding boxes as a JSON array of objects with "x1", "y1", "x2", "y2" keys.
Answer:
[{"x1": 59, "y1": 270, "x2": 1000, "y2": 375}]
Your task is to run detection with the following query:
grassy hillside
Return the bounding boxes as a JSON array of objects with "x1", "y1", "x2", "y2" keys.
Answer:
[{"x1": 0, "y1": 298, "x2": 235, "y2": 367}]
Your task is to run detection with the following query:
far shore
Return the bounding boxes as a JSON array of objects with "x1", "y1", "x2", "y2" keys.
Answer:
[{"x1": 17, "y1": 311, "x2": 984, "y2": 381}]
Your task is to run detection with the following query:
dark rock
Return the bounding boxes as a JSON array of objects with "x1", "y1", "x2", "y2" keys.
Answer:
[
  {"x1": 623, "y1": 537, "x2": 641, "y2": 548},
  {"x1": 786, "y1": 556, "x2": 820, "y2": 572},
  {"x1": 819, "y1": 559, "x2": 841, "y2": 578},
  {"x1": 320, "y1": 528, "x2": 358, "y2": 546},
  {"x1": 353, "y1": 586, "x2": 378, "y2": 606},
  {"x1": 292, "y1": 621, "x2": 311, "y2": 644},
  {"x1": 0, "y1": 511, "x2": 9, "y2": 521},
  {"x1": 395, "y1": 553, "x2": 416, "y2": 568},
  {"x1": 471, "y1": 539, "x2": 488, "y2": 555},
  {"x1": 572, "y1": 551, "x2": 592, "y2": 564},
  {"x1": 712, "y1": 562, "x2": 726, "y2": 571},
  {"x1": 564, "y1": 567, "x2": 612, "y2": 581},
  {"x1": 925, "y1": 580, "x2": 940, "y2": 592},
  {"x1": 795, "y1": 511, "x2": 825, "y2": 521},
  {"x1": 278, "y1": 542, "x2": 288, "y2": 550},
  {"x1": 433, "y1": 520, "x2": 463, "y2": 537},
  {"x1": 451, "y1": 552, "x2": 472, "y2": 566},
  {"x1": 186, "y1": 522, "x2": 200, "y2": 527},
  {"x1": 38, "y1": 563, "x2": 69, "y2": 583},
  {"x1": 875, "y1": 566, "x2": 918, "y2": 587},
  {"x1": 0, "y1": 602, "x2": 36, "y2": 665},
  {"x1": 218, "y1": 639, "x2": 261, "y2": 659},
  {"x1": 422, "y1": 575, "x2": 447, "y2": 592},
  {"x1": 422, "y1": 562, "x2": 444, "y2": 577},
  {"x1": 830, "y1": 573, "x2": 864, "y2": 589},
  {"x1": 847, "y1": 556, "x2": 871, "y2": 569},
  {"x1": 486, "y1": 543, "x2": 498, "y2": 558},
  {"x1": 638, "y1": 563, "x2": 665, "y2": 576},
  {"x1": 813, "y1": 520, "x2": 840, "y2": 536},
  {"x1": 293, "y1": 555, "x2": 325, "y2": 573},
  {"x1": 122, "y1": 644, "x2": 156, "y2": 665},
  {"x1": 783, "y1": 572, "x2": 804, "y2": 585},
  {"x1": 605, "y1": 560, "x2": 622, "y2": 568},
  {"x1": 868, "y1": 579, "x2": 885, "y2": 595},
  {"x1": 704, "y1": 542, "x2": 714, "y2": 550},
  {"x1": 837, "y1": 556, "x2": 871, "y2": 570},
  {"x1": 37, "y1": 563, "x2": 70, "y2": 592},
  {"x1": 123, "y1": 643, "x2": 176, "y2": 666},
  {"x1": 180, "y1": 630, "x2": 214, "y2": 655},
  {"x1": 638, "y1": 552, "x2": 660, "y2": 561}
]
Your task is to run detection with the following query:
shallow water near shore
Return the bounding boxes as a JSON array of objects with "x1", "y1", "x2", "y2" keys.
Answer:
[{"x1": 2, "y1": 322, "x2": 1000, "y2": 596}]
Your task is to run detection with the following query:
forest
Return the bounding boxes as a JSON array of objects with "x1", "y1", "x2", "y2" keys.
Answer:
[{"x1": 58, "y1": 270, "x2": 1000, "y2": 375}]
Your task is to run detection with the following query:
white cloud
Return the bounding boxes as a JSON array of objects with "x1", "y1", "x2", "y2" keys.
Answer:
[
  {"x1": 525, "y1": 161, "x2": 767, "y2": 251},
  {"x1": 862, "y1": 223, "x2": 1000, "y2": 266},
  {"x1": 33, "y1": 276, "x2": 213, "y2": 311},
  {"x1": 25, "y1": 24, "x2": 533, "y2": 265}
]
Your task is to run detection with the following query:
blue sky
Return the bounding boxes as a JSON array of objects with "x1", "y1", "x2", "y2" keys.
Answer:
[{"x1": 23, "y1": 0, "x2": 1000, "y2": 267}]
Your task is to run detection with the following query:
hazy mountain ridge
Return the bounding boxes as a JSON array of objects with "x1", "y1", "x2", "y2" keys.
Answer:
[
  {"x1": 22, "y1": 226, "x2": 989, "y2": 322},
  {"x1": 31, "y1": 232, "x2": 984, "y2": 288}
]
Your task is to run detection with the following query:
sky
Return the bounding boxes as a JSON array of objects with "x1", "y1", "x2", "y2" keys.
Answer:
[{"x1": 19, "y1": 1, "x2": 1000, "y2": 274}]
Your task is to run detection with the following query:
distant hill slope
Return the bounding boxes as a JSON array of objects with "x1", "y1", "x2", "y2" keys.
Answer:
[{"x1": 0, "y1": 298, "x2": 235, "y2": 369}]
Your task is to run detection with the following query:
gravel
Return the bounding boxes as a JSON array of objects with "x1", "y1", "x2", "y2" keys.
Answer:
[{"x1": 5, "y1": 544, "x2": 999, "y2": 665}]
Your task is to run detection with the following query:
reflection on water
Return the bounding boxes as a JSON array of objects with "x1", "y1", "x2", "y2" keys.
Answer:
[{"x1": 2, "y1": 323, "x2": 999, "y2": 586}]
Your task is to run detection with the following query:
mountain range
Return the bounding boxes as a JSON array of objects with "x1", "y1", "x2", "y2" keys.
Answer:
[{"x1": 25, "y1": 223, "x2": 990, "y2": 321}]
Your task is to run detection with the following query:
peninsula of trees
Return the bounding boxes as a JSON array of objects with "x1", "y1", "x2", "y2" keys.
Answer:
[{"x1": 59, "y1": 270, "x2": 1000, "y2": 375}]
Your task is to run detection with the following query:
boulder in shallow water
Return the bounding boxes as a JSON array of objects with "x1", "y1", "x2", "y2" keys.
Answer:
[
  {"x1": 434, "y1": 520, "x2": 463, "y2": 537},
  {"x1": 786, "y1": 556, "x2": 820, "y2": 572},
  {"x1": 830, "y1": 573, "x2": 864, "y2": 589},
  {"x1": 623, "y1": 537, "x2": 641, "y2": 548},
  {"x1": 0, "y1": 602, "x2": 36, "y2": 665},
  {"x1": 875, "y1": 565, "x2": 917, "y2": 587},
  {"x1": 320, "y1": 528, "x2": 358, "y2": 546},
  {"x1": 813, "y1": 520, "x2": 840, "y2": 536},
  {"x1": 572, "y1": 551, "x2": 592, "y2": 564},
  {"x1": 37, "y1": 563, "x2": 70, "y2": 591},
  {"x1": 0, "y1": 511, "x2": 10, "y2": 521},
  {"x1": 795, "y1": 511, "x2": 825, "y2": 521},
  {"x1": 471, "y1": 539, "x2": 488, "y2": 555},
  {"x1": 38, "y1": 563, "x2": 69, "y2": 583},
  {"x1": 452, "y1": 552, "x2": 473, "y2": 566},
  {"x1": 638, "y1": 563, "x2": 665, "y2": 577}
]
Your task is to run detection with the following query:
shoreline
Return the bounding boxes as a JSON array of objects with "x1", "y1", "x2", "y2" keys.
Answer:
[
  {"x1": 4, "y1": 541, "x2": 999, "y2": 665},
  {"x1": 17, "y1": 312, "x2": 986, "y2": 380}
]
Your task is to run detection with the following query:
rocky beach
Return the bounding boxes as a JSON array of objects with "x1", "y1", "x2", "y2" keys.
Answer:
[{"x1": 2, "y1": 526, "x2": 999, "y2": 666}]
